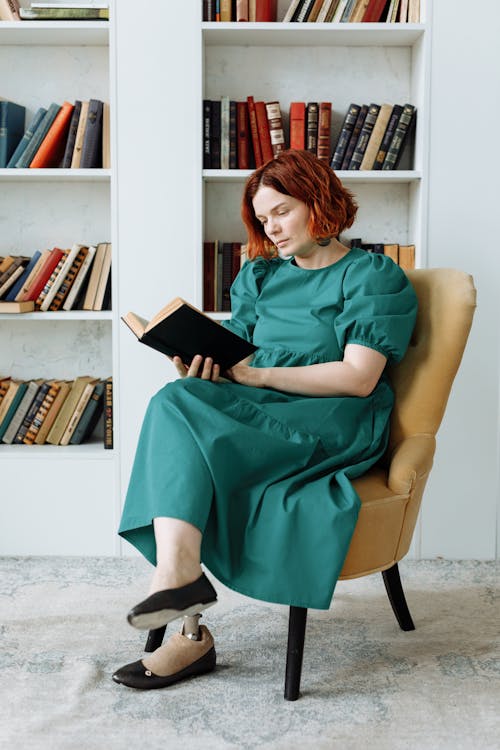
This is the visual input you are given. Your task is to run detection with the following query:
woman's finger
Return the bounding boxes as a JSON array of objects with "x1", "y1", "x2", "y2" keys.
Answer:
[
  {"x1": 173, "y1": 355, "x2": 187, "y2": 378},
  {"x1": 187, "y1": 354, "x2": 203, "y2": 378},
  {"x1": 211, "y1": 363, "x2": 220, "y2": 382},
  {"x1": 201, "y1": 357, "x2": 213, "y2": 380}
]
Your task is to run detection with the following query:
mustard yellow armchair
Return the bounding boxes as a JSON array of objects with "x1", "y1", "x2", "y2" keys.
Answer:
[{"x1": 284, "y1": 268, "x2": 476, "y2": 699}]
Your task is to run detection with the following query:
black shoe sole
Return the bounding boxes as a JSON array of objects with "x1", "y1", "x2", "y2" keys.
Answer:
[{"x1": 112, "y1": 646, "x2": 216, "y2": 690}]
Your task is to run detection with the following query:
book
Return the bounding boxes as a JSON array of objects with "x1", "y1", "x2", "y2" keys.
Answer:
[
  {"x1": 398, "y1": 244, "x2": 415, "y2": 270},
  {"x1": 102, "y1": 101, "x2": 110, "y2": 168},
  {"x1": 221, "y1": 242, "x2": 233, "y2": 312},
  {"x1": 0, "y1": 0, "x2": 20, "y2": 20},
  {"x1": 62, "y1": 244, "x2": 96, "y2": 310},
  {"x1": 35, "y1": 249, "x2": 69, "y2": 310},
  {"x1": 69, "y1": 380, "x2": 104, "y2": 445},
  {"x1": 316, "y1": 101, "x2": 332, "y2": 161},
  {"x1": 0, "y1": 258, "x2": 29, "y2": 298},
  {"x1": 316, "y1": 0, "x2": 339, "y2": 23},
  {"x1": 331, "y1": 0, "x2": 350, "y2": 21},
  {"x1": 246, "y1": 96, "x2": 263, "y2": 168},
  {"x1": 39, "y1": 243, "x2": 82, "y2": 311},
  {"x1": 46, "y1": 375, "x2": 97, "y2": 445},
  {"x1": 383, "y1": 243, "x2": 399, "y2": 264},
  {"x1": 236, "y1": 0, "x2": 249, "y2": 21},
  {"x1": 70, "y1": 100, "x2": 89, "y2": 168},
  {"x1": 229, "y1": 100, "x2": 238, "y2": 169},
  {"x1": 283, "y1": 0, "x2": 302, "y2": 22},
  {"x1": 34, "y1": 381, "x2": 71, "y2": 444},
  {"x1": 340, "y1": 0, "x2": 357, "y2": 21},
  {"x1": 255, "y1": 0, "x2": 277, "y2": 21},
  {"x1": 2, "y1": 379, "x2": 43, "y2": 445},
  {"x1": 92, "y1": 242, "x2": 111, "y2": 310},
  {"x1": 330, "y1": 103, "x2": 360, "y2": 170},
  {"x1": 59, "y1": 380, "x2": 97, "y2": 445},
  {"x1": 15, "y1": 103, "x2": 61, "y2": 168},
  {"x1": 121, "y1": 297, "x2": 257, "y2": 371},
  {"x1": 80, "y1": 98, "x2": 103, "y2": 168},
  {"x1": 372, "y1": 103, "x2": 402, "y2": 169},
  {"x1": 306, "y1": 0, "x2": 326, "y2": 21},
  {"x1": 306, "y1": 102, "x2": 319, "y2": 153},
  {"x1": 347, "y1": 102, "x2": 380, "y2": 169},
  {"x1": 359, "y1": 103, "x2": 393, "y2": 169},
  {"x1": 203, "y1": 99, "x2": 212, "y2": 169},
  {"x1": 220, "y1": 96, "x2": 230, "y2": 169},
  {"x1": 5, "y1": 251, "x2": 41, "y2": 301},
  {"x1": 361, "y1": 0, "x2": 389, "y2": 21},
  {"x1": 26, "y1": 247, "x2": 65, "y2": 302},
  {"x1": 6, "y1": 107, "x2": 47, "y2": 168},
  {"x1": 0, "y1": 100, "x2": 26, "y2": 168},
  {"x1": 61, "y1": 100, "x2": 82, "y2": 168},
  {"x1": 236, "y1": 101, "x2": 250, "y2": 169},
  {"x1": 295, "y1": 0, "x2": 315, "y2": 21},
  {"x1": 398, "y1": 0, "x2": 408, "y2": 21},
  {"x1": 15, "y1": 249, "x2": 50, "y2": 301},
  {"x1": 220, "y1": 0, "x2": 232, "y2": 21},
  {"x1": 349, "y1": 0, "x2": 370, "y2": 22},
  {"x1": 49, "y1": 245, "x2": 89, "y2": 311},
  {"x1": 13, "y1": 380, "x2": 52, "y2": 444},
  {"x1": 23, "y1": 380, "x2": 60, "y2": 445},
  {"x1": 210, "y1": 99, "x2": 221, "y2": 169},
  {"x1": 216, "y1": 241, "x2": 223, "y2": 311},
  {"x1": 254, "y1": 101, "x2": 274, "y2": 164},
  {"x1": 0, "y1": 380, "x2": 27, "y2": 440},
  {"x1": 104, "y1": 376, "x2": 113, "y2": 449},
  {"x1": 289, "y1": 101, "x2": 305, "y2": 150},
  {"x1": 381, "y1": 103, "x2": 415, "y2": 170},
  {"x1": 388, "y1": 0, "x2": 401, "y2": 22},
  {"x1": 29, "y1": 101, "x2": 74, "y2": 168},
  {"x1": 265, "y1": 101, "x2": 285, "y2": 158},
  {"x1": 19, "y1": 6, "x2": 109, "y2": 19},
  {"x1": 82, "y1": 241, "x2": 107, "y2": 309},
  {"x1": 203, "y1": 241, "x2": 215, "y2": 312},
  {"x1": 407, "y1": 0, "x2": 419, "y2": 23}
]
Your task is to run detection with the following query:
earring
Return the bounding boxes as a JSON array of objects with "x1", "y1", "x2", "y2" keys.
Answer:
[{"x1": 317, "y1": 237, "x2": 332, "y2": 247}]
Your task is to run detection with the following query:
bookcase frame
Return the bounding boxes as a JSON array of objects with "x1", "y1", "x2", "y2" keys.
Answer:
[
  {"x1": 0, "y1": 13, "x2": 121, "y2": 555},
  {"x1": 198, "y1": 15, "x2": 431, "y2": 321}
]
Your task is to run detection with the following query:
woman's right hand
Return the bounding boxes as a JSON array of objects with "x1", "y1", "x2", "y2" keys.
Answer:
[{"x1": 172, "y1": 354, "x2": 220, "y2": 382}]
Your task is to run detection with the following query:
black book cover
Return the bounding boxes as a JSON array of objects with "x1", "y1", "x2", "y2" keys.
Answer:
[
  {"x1": 372, "y1": 103, "x2": 403, "y2": 170},
  {"x1": 331, "y1": 103, "x2": 360, "y2": 171},
  {"x1": 348, "y1": 103, "x2": 380, "y2": 170},
  {"x1": 80, "y1": 99, "x2": 104, "y2": 168},
  {"x1": 62, "y1": 99, "x2": 82, "y2": 168},
  {"x1": 341, "y1": 104, "x2": 367, "y2": 170}
]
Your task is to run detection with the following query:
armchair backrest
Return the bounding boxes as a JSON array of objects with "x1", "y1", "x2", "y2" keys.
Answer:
[{"x1": 387, "y1": 269, "x2": 476, "y2": 451}]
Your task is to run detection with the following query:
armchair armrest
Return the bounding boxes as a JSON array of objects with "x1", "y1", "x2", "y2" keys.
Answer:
[{"x1": 387, "y1": 434, "x2": 436, "y2": 495}]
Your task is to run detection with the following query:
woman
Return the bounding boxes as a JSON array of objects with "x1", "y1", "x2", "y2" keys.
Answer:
[{"x1": 112, "y1": 150, "x2": 418, "y2": 690}]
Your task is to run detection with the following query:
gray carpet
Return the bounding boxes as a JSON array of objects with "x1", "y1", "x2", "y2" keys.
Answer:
[{"x1": 0, "y1": 557, "x2": 498, "y2": 750}]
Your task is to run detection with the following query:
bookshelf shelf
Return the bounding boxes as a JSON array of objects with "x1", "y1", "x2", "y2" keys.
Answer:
[
  {"x1": 0, "y1": 169, "x2": 111, "y2": 183},
  {"x1": 0, "y1": 20, "x2": 109, "y2": 46},
  {"x1": 0, "y1": 311, "x2": 113, "y2": 321},
  {"x1": 202, "y1": 22, "x2": 425, "y2": 47},
  {"x1": 203, "y1": 170, "x2": 422, "y2": 184},
  {"x1": 0, "y1": 441, "x2": 114, "y2": 458}
]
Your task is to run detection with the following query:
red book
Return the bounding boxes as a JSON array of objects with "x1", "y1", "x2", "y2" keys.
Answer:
[
  {"x1": 231, "y1": 242, "x2": 242, "y2": 282},
  {"x1": 26, "y1": 248, "x2": 65, "y2": 302},
  {"x1": 246, "y1": 96, "x2": 263, "y2": 167},
  {"x1": 236, "y1": 101, "x2": 250, "y2": 169},
  {"x1": 29, "y1": 101, "x2": 74, "y2": 168},
  {"x1": 203, "y1": 242, "x2": 215, "y2": 312},
  {"x1": 317, "y1": 102, "x2": 332, "y2": 161},
  {"x1": 289, "y1": 102, "x2": 306, "y2": 150},
  {"x1": 362, "y1": 0, "x2": 389, "y2": 21},
  {"x1": 254, "y1": 100, "x2": 274, "y2": 164},
  {"x1": 255, "y1": 0, "x2": 277, "y2": 21}
]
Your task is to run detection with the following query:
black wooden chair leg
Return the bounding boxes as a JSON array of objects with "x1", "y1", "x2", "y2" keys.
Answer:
[
  {"x1": 284, "y1": 606, "x2": 308, "y2": 701},
  {"x1": 144, "y1": 625, "x2": 167, "y2": 652},
  {"x1": 382, "y1": 562, "x2": 415, "y2": 631}
]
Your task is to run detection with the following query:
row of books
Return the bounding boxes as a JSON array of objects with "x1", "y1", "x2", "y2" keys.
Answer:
[
  {"x1": 201, "y1": 0, "x2": 420, "y2": 23},
  {"x1": 0, "y1": 242, "x2": 112, "y2": 313},
  {"x1": 0, "y1": 375, "x2": 112, "y2": 447},
  {"x1": 0, "y1": 1, "x2": 109, "y2": 21},
  {"x1": 203, "y1": 241, "x2": 245, "y2": 312},
  {"x1": 349, "y1": 239, "x2": 415, "y2": 270},
  {"x1": 203, "y1": 97, "x2": 415, "y2": 171},
  {"x1": 282, "y1": 0, "x2": 420, "y2": 23},
  {"x1": 0, "y1": 98, "x2": 109, "y2": 169}
]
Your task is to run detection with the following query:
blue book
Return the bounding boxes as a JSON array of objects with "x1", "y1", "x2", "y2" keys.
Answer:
[
  {"x1": 0, "y1": 101, "x2": 26, "y2": 168},
  {"x1": 5, "y1": 251, "x2": 42, "y2": 301},
  {"x1": 6, "y1": 107, "x2": 46, "y2": 168},
  {"x1": 0, "y1": 382, "x2": 28, "y2": 441},
  {"x1": 15, "y1": 102, "x2": 61, "y2": 168}
]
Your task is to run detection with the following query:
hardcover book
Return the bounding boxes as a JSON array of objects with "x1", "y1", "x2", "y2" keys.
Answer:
[
  {"x1": 6, "y1": 107, "x2": 46, "y2": 168},
  {"x1": 359, "y1": 103, "x2": 393, "y2": 170},
  {"x1": 330, "y1": 103, "x2": 360, "y2": 170},
  {"x1": 62, "y1": 100, "x2": 82, "y2": 168},
  {"x1": 122, "y1": 297, "x2": 257, "y2": 372},
  {"x1": 80, "y1": 99, "x2": 104, "y2": 168},
  {"x1": 347, "y1": 102, "x2": 380, "y2": 169},
  {"x1": 15, "y1": 103, "x2": 61, "y2": 168},
  {"x1": 0, "y1": 100, "x2": 26, "y2": 168},
  {"x1": 289, "y1": 102, "x2": 305, "y2": 150},
  {"x1": 29, "y1": 101, "x2": 74, "y2": 168}
]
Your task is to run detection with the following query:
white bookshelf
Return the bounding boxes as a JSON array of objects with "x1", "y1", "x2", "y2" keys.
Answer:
[
  {"x1": 0, "y1": 15, "x2": 119, "y2": 555},
  {"x1": 197, "y1": 12, "x2": 431, "y2": 313}
]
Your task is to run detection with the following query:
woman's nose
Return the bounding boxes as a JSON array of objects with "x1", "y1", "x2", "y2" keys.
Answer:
[{"x1": 267, "y1": 216, "x2": 280, "y2": 235}]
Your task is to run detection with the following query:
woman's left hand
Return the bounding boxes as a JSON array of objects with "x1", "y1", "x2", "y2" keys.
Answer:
[{"x1": 226, "y1": 356, "x2": 266, "y2": 388}]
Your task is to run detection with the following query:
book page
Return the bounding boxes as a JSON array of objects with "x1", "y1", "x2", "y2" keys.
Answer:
[{"x1": 121, "y1": 312, "x2": 148, "y2": 339}]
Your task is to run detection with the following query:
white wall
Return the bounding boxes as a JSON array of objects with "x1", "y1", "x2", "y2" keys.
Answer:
[{"x1": 422, "y1": 0, "x2": 500, "y2": 558}]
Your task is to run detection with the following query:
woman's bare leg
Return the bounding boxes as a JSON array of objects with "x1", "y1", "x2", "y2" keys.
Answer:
[{"x1": 148, "y1": 517, "x2": 203, "y2": 595}]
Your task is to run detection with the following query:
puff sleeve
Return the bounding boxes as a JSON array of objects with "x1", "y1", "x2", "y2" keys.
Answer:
[
  {"x1": 334, "y1": 254, "x2": 418, "y2": 364},
  {"x1": 220, "y1": 258, "x2": 271, "y2": 343}
]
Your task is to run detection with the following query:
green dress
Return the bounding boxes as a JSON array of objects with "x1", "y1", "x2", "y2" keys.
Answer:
[{"x1": 119, "y1": 248, "x2": 417, "y2": 610}]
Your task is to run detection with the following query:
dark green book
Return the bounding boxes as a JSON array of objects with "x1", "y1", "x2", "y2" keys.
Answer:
[
  {"x1": 0, "y1": 382, "x2": 28, "y2": 441},
  {"x1": 6, "y1": 107, "x2": 46, "y2": 168},
  {"x1": 0, "y1": 101, "x2": 26, "y2": 168},
  {"x1": 15, "y1": 102, "x2": 61, "y2": 168},
  {"x1": 70, "y1": 381, "x2": 105, "y2": 445}
]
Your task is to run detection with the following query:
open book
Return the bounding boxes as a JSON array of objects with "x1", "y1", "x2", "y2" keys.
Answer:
[{"x1": 121, "y1": 297, "x2": 256, "y2": 372}]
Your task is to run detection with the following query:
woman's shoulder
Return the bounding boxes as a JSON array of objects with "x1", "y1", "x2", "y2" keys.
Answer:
[
  {"x1": 343, "y1": 247, "x2": 416, "y2": 296},
  {"x1": 239, "y1": 254, "x2": 284, "y2": 281}
]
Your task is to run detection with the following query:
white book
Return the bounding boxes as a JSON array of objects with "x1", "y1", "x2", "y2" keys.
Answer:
[
  {"x1": 31, "y1": 2, "x2": 108, "y2": 8},
  {"x1": 92, "y1": 243, "x2": 111, "y2": 311},
  {"x1": 40, "y1": 243, "x2": 83, "y2": 312},
  {"x1": 220, "y1": 96, "x2": 230, "y2": 171},
  {"x1": 316, "y1": 0, "x2": 336, "y2": 23},
  {"x1": 332, "y1": 0, "x2": 350, "y2": 22},
  {"x1": 282, "y1": 0, "x2": 302, "y2": 22},
  {"x1": 62, "y1": 245, "x2": 97, "y2": 311}
]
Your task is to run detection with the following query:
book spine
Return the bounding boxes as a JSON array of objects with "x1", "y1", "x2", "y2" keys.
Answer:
[
  {"x1": 295, "y1": 0, "x2": 315, "y2": 22},
  {"x1": 203, "y1": 100, "x2": 212, "y2": 169},
  {"x1": 306, "y1": 0, "x2": 326, "y2": 22},
  {"x1": 203, "y1": 241, "x2": 215, "y2": 312},
  {"x1": 229, "y1": 100, "x2": 238, "y2": 169},
  {"x1": 220, "y1": 0, "x2": 232, "y2": 20},
  {"x1": 0, "y1": 0, "x2": 21, "y2": 20},
  {"x1": 23, "y1": 383, "x2": 59, "y2": 445},
  {"x1": 210, "y1": 100, "x2": 221, "y2": 169},
  {"x1": 347, "y1": 102, "x2": 380, "y2": 169},
  {"x1": 62, "y1": 245, "x2": 96, "y2": 311},
  {"x1": 0, "y1": 100, "x2": 26, "y2": 168},
  {"x1": 62, "y1": 100, "x2": 82, "y2": 168},
  {"x1": 236, "y1": 0, "x2": 249, "y2": 21},
  {"x1": 231, "y1": 242, "x2": 242, "y2": 284},
  {"x1": 306, "y1": 102, "x2": 319, "y2": 154},
  {"x1": 359, "y1": 102, "x2": 393, "y2": 170},
  {"x1": 221, "y1": 242, "x2": 233, "y2": 312},
  {"x1": 80, "y1": 99, "x2": 104, "y2": 168},
  {"x1": 49, "y1": 247, "x2": 88, "y2": 311},
  {"x1": 216, "y1": 241, "x2": 224, "y2": 311},
  {"x1": 282, "y1": 0, "x2": 302, "y2": 22},
  {"x1": 254, "y1": 101, "x2": 274, "y2": 164},
  {"x1": 330, "y1": 103, "x2": 360, "y2": 170},
  {"x1": 236, "y1": 101, "x2": 250, "y2": 169},
  {"x1": 35, "y1": 254, "x2": 67, "y2": 310},
  {"x1": 104, "y1": 377, "x2": 113, "y2": 449},
  {"x1": 15, "y1": 103, "x2": 61, "y2": 168},
  {"x1": 13, "y1": 382, "x2": 50, "y2": 444},
  {"x1": 255, "y1": 0, "x2": 277, "y2": 21},
  {"x1": 29, "y1": 100, "x2": 74, "y2": 169},
  {"x1": 220, "y1": 96, "x2": 230, "y2": 170},
  {"x1": 289, "y1": 102, "x2": 305, "y2": 150},
  {"x1": 6, "y1": 107, "x2": 46, "y2": 168},
  {"x1": 246, "y1": 96, "x2": 263, "y2": 167},
  {"x1": 69, "y1": 383, "x2": 104, "y2": 445},
  {"x1": 381, "y1": 103, "x2": 415, "y2": 170},
  {"x1": 60, "y1": 382, "x2": 95, "y2": 446},
  {"x1": 5, "y1": 251, "x2": 41, "y2": 302},
  {"x1": 2, "y1": 382, "x2": 38, "y2": 444},
  {"x1": 372, "y1": 103, "x2": 402, "y2": 169},
  {"x1": 316, "y1": 101, "x2": 332, "y2": 161},
  {"x1": 265, "y1": 101, "x2": 286, "y2": 158},
  {"x1": 362, "y1": 0, "x2": 389, "y2": 21}
]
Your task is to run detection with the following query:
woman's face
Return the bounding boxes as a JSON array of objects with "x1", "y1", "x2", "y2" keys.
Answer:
[{"x1": 252, "y1": 185, "x2": 315, "y2": 259}]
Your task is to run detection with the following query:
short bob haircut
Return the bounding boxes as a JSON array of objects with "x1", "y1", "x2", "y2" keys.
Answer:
[{"x1": 241, "y1": 149, "x2": 358, "y2": 260}]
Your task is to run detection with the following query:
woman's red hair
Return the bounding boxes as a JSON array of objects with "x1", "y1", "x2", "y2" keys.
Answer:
[{"x1": 241, "y1": 149, "x2": 358, "y2": 260}]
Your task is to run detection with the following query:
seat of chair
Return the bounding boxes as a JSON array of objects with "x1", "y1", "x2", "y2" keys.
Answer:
[{"x1": 340, "y1": 467, "x2": 411, "y2": 579}]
